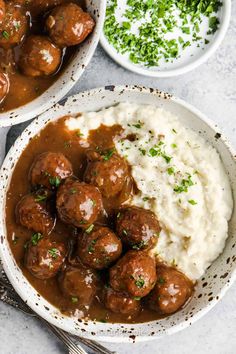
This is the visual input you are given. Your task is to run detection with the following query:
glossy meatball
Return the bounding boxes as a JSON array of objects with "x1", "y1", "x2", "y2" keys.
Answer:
[
  {"x1": 104, "y1": 287, "x2": 141, "y2": 316},
  {"x1": 84, "y1": 149, "x2": 129, "y2": 198},
  {"x1": 56, "y1": 178, "x2": 103, "y2": 228},
  {"x1": 46, "y1": 3, "x2": 95, "y2": 47},
  {"x1": 0, "y1": 0, "x2": 5, "y2": 23},
  {"x1": 16, "y1": 192, "x2": 55, "y2": 235},
  {"x1": 110, "y1": 250, "x2": 157, "y2": 298},
  {"x1": 29, "y1": 152, "x2": 73, "y2": 189},
  {"x1": 25, "y1": 237, "x2": 66, "y2": 279},
  {"x1": 19, "y1": 36, "x2": 61, "y2": 77},
  {"x1": 0, "y1": 70, "x2": 9, "y2": 103},
  {"x1": 116, "y1": 207, "x2": 161, "y2": 250},
  {"x1": 0, "y1": 3, "x2": 28, "y2": 48},
  {"x1": 27, "y1": 0, "x2": 64, "y2": 15},
  {"x1": 59, "y1": 264, "x2": 98, "y2": 306},
  {"x1": 77, "y1": 226, "x2": 122, "y2": 269},
  {"x1": 148, "y1": 265, "x2": 193, "y2": 314}
]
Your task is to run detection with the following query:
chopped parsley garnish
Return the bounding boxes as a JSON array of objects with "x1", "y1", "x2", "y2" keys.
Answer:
[
  {"x1": 49, "y1": 176, "x2": 61, "y2": 187},
  {"x1": 31, "y1": 233, "x2": 43, "y2": 246},
  {"x1": 70, "y1": 188, "x2": 77, "y2": 194},
  {"x1": 102, "y1": 148, "x2": 115, "y2": 161},
  {"x1": 104, "y1": 0, "x2": 222, "y2": 67},
  {"x1": 2, "y1": 30, "x2": 9, "y2": 40},
  {"x1": 167, "y1": 167, "x2": 175, "y2": 175},
  {"x1": 158, "y1": 277, "x2": 165, "y2": 284},
  {"x1": 48, "y1": 248, "x2": 59, "y2": 259},
  {"x1": 134, "y1": 276, "x2": 145, "y2": 288},
  {"x1": 88, "y1": 239, "x2": 97, "y2": 253},
  {"x1": 174, "y1": 174, "x2": 194, "y2": 193},
  {"x1": 86, "y1": 224, "x2": 94, "y2": 234},
  {"x1": 76, "y1": 131, "x2": 84, "y2": 137},
  {"x1": 142, "y1": 197, "x2": 149, "y2": 201},
  {"x1": 71, "y1": 297, "x2": 78, "y2": 303},
  {"x1": 117, "y1": 212, "x2": 121, "y2": 219},
  {"x1": 132, "y1": 240, "x2": 146, "y2": 250},
  {"x1": 148, "y1": 144, "x2": 172, "y2": 163},
  {"x1": 188, "y1": 199, "x2": 197, "y2": 205},
  {"x1": 172, "y1": 128, "x2": 177, "y2": 134},
  {"x1": 132, "y1": 120, "x2": 144, "y2": 129},
  {"x1": 35, "y1": 194, "x2": 47, "y2": 202},
  {"x1": 171, "y1": 143, "x2": 177, "y2": 148},
  {"x1": 122, "y1": 229, "x2": 128, "y2": 236},
  {"x1": 133, "y1": 296, "x2": 141, "y2": 301}
]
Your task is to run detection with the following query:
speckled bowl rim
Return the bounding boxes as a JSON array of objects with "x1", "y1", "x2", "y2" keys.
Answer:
[
  {"x1": 0, "y1": 0, "x2": 106, "y2": 128},
  {"x1": 100, "y1": 0, "x2": 231, "y2": 78},
  {"x1": 0, "y1": 85, "x2": 236, "y2": 343}
]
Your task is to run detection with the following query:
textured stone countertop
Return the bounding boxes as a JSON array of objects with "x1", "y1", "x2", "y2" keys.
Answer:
[{"x1": 0, "y1": 3, "x2": 236, "y2": 354}]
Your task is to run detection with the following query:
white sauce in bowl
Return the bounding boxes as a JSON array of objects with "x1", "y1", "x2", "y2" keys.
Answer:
[{"x1": 66, "y1": 103, "x2": 233, "y2": 281}]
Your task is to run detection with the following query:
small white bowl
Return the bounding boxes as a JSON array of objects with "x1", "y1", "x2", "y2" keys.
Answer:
[
  {"x1": 0, "y1": 85, "x2": 236, "y2": 342},
  {"x1": 0, "y1": 0, "x2": 106, "y2": 128},
  {"x1": 100, "y1": 1, "x2": 231, "y2": 78}
]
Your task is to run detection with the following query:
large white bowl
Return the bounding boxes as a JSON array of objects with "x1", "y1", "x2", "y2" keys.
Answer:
[
  {"x1": 100, "y1": 0, "x2": 231, "y2": 78},
  {"x1": 0, "y1": 86, "x2": 236, "y2": 343},
  {"x1": 0, "y1": 0, "x2": 106, "y2": 128}
]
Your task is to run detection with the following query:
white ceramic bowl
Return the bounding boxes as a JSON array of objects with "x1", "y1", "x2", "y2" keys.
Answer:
[
  {"x1": 0, "y1": 85, "x2": 236, "y2": 343},
  {"x1": 100, "y1": 1, "x2": 231, "y2": 78},
  {"x1": 0, "y1": 0, "x2": 106, "y2": 128}
]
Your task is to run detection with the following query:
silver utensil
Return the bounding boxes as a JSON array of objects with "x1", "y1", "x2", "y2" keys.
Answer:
[{"x1": 0, "y1": 273, "x2": 116, "y2": 354}]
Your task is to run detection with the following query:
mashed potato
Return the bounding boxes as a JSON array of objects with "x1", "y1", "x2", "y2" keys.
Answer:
[{"x1": 66, "y1": 103, "x2": 233, "y2": 281}]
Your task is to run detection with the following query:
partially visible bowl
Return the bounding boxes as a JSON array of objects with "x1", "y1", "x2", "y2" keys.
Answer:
[
  {"x1": 0, "y1": 0, "x2": 106, "y2": 128},
  {"x1": 100, "y1": 0, "x2": 231, "y2": 78},
  {"x1": 0, "y1": 85, "x2": 236, "y2": 342}
]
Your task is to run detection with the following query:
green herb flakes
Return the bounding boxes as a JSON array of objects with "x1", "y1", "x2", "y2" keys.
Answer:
[
  {"x1": 31, "y1": 233, "x2": 43, "y2": 246},
  {"x1": 104, "y1": 0, "x2": 222, "y2": 67},
  {"x1": 49, "y1": 176, "x2": 61, "y2": 187},
  {"x1": 48, "y1": 248, "x2": 59, "y2": 259},
  {"x1": 86, "y1": 224, "x2": 95, "y2": 234},
  {"x1": 188, "y1": 199, "x2": 197, "y2": 205}
]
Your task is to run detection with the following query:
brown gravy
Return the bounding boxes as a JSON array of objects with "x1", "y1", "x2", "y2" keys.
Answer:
[
  {"x1": 6, "y1": 117, "x2": 191, "y2": 324},
  {"x1": 0, "y1": 0, "x2": 85, "y2": 113}
]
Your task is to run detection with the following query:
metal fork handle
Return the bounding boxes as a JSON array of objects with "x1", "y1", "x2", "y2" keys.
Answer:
[{"x1": 41, "y1": 319, "x2": 87, "y2": 354}]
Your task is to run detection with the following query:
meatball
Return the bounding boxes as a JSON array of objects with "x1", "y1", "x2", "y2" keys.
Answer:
[
  {"x1": 29, "y1": 152, "x2": 73, "y2": 189},
  {"x1": 19, "y1": 36, "x2": 62, "y2": 77},
  {"x1": 104, "y1": 287, "x2": 141, "y2": 316},
  {"x1": 116, "y1": 207, "x2": 161, "y2": 250},
  {"x1": 0, "y1": 0, "x2": 5, "y2": 23},
  {"x1": 77, "y1": 226, "x2": 122, "y2": 269},
  {"x1": 0, "y1": 3, "x2": 28, "y2": 48},
  {"x1": 84, "y1": 149, "x2": 129, "y2": 198},
  {"x1": 27, "y1": 0, "x2": 64, "y2": 16},
  {"x1": 46, "y1": 3, "x2": 95, "y2": 47},
  {"x1": 0, "y1": 70, "x2": 9, "y2": 103},
  {"x1": 16, "y1": 192, "x2": 55, "y2": 235},
  {"x1": 148, "y1": 265, "x2": 193, "y2": 314},
  {"x1": 59, "y1": 264, "x2": 98, "y2": 306},
  {"x1": 25, "y1": 237, "x2": 66, "y2": 279},
  {"x1": 56, "y1": 178, "x2": 103, "y2": 228},
  {"x1": 110, "y1": 250, "x2": 157, "y2": 298}
]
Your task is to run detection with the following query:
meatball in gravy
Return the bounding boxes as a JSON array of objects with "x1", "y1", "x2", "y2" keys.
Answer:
[
  {"x1": 25, "y1": 237, "x2": 66, "y2": 279},
  {"x1": 84, "y1": 149, "x2": 129, "y2": 199},
  {"x1": 16, "y1": 192, "x2": 55, "y2": 235},
  {"x1": 0, "y1": 3, "x2": 28, "y2": 48},
  {"x1": 56, "y1": 178, "x2": 103, "y2": 228},
  {"x1": 110, "y1": 250, "x2": 157, "y2": 298},
  {"x1": 46, "y1": 3, "x2": 95, "y2": 47},
  {"x1": 19, "y1": 36, "x2": 62, "y2": 77},
  {"x1": 104, "y1": 287, "x2": 141, "y2": 316},
  {"x1": 77, "y1": 226, "x2": 122, "y2": 269},
  {"x1": 148, "y1": 265, "x2": 193, "y2": 314},
  {"x1": 59, "y1": 264, "x2": 99, "y2": 307},
  {"x1": 29, "y1": 152, "x2": 73, "y2": 189},
  {"x1": 116, "y1": 207, "x2": 161, "y2": 250}
]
